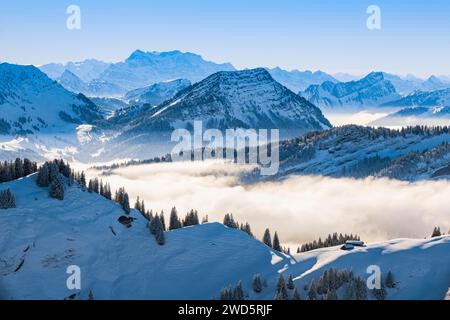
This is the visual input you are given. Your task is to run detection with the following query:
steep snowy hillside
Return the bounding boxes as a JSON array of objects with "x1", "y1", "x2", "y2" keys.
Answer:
[
  {"x1": 97, "y1": 50, "x2": 235, "y2": 91},
  {"x1": 266, "y1": 67, "x2": 338, "y2": 93},
  {"x1": 301, "y1": 72, "x2": 401, "y2": 109},
  {"x1": 270, "y1": 125, "x2": 450, "y2": 181},
  {"x1": 125, "y1": 79, "x2": 191, "y2": 106},
  {"x1": 0, "y1": 63, "x2": 103, "y2": 135},
  {"x1": 0, "y1": 174, "x2": 449, "y2": 300},
  {"x1": 40, "y1": 59, "x2": 111, "y2": 82}
]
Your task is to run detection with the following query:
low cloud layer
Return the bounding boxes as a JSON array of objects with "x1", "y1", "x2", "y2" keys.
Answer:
[{"x1": 88, "y1": 161, "x2": 450, "y2": 247}]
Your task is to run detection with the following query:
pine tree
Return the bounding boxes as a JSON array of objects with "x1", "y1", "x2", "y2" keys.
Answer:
[
  {"x1": 150, "y1": 214, "x2": 162, "y2": 235},
  {"x1": 287, "y1": 274, "x2": 295, "y2": 290},
  {"x1": 223, "y1": 213, "x2": 238, "y2": 228},
  {"x1": 169, "y1": 207, "x2": 181, "y2": 230},
  {"x1": 88, "y1": 179, "x2": 94, "y2": 193},
  {"x1": 220, "y1": 287, "x2": 233, "y2": 300},
  {"x1": 0, "y1": 188, "x2": 16, "y2": 209},
  {"x1": 122, "y1": 193, "x2": 130, "y2": 214},
  {"x1": 233, "y1": 281, "x2": 245, "y2": 300},
  {"x1": 160, "y1": 211, "x2": 166, "y2": 231},
  {"x1": 292, "y1": 287, "x2": 301, "y2": 300},
  {"x1": 274, "y1": 274, "x2": 288, "y2": 300},
  {"x1": 155, "y1": 227, "x2": 165, "y2": 245},
  {"x1": 385, "y1": 271, "x2": 395, "y2": 288},
  {"x1": 49, "y1": 173, "x2": 64, "y2": 200},
  {"x1": 36, "y1": 164, "x2": 50, "y2": 187},
  {"x1": 273, "y1": 232, "x2": 281, "y2": 252},
  {"x1": 325, "y1": 289, "x2": 338, "y2": 300},
  {"x1": 252, "y1": 274, "x2": 262, "y2": 293},
  {"x1": 14, "y1": 158, "x2": 24, "y2": 179},
  {"x1": 431, "y1": 226, "x2": 442, "y2": 237},
  {"x1": 262, "y1": 228, "x2": 272, "y2": 248},
  {"x1": 307, "y1": 280, "x2": 318, "y2": 300},
  {"x1": 80, "y1": 171, "x2": 86, "y2": 190}
]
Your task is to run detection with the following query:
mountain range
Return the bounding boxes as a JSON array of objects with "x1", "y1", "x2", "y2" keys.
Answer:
[{"x1": 301, "y1": 72, "x2": 401, "y2": 109}]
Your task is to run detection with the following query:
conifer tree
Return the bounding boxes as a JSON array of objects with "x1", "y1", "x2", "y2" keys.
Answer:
[
  {"x1": 273, "y1": 232, "x2": 281, "y2": 252},
  {"x1": 431, "y1": 226, "x2": 442, "y2": 237},
  {"x1": 169, "y1": 207, "x2": 181, "y2": 230},
  {"x1": 122, "y1": 193, "x2": 130, "y2": 214},
  {"x1": 0, "y1": 188, "x2": 16, "y2": 209},
  {"x1": 233, "y1": 281, "x2": 245, "y2": 300},
  {"x1": 385, "y1": 271, "x2": 395, "y2": 288},
  {"x1": 307, "y1": 280, "x2": 318, "y2": 300},
  {"x1": 292, "y1": 287, "x2": 301, "y2": 300},
  {"x1": 274, "y1": 274, "x2": 288, "y2": 300},
  {"x1": 49, "y1": 173, "x2": 64, "y2": 200},
  {"x1": 262, "y1": 228, "x2": 272, "y2": 248},
  {"x1": 156, "y1": 227, "x2": 165, "y2": 245},
  {"x1": 252, "y1": 274, "x2": 262, "y2": 293},
  {"x1": 287, "y1": 274, "x2": 295, "y2": 290}
]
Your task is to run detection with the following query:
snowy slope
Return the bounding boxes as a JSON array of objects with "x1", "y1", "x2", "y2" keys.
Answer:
[
  {"x1": 124, "y1": 79, "x2": 191, "y2": 106},
  {"x1": 0, "y1": 63, "x2": 103, "y2": 135},
  {"x1": 0, "y1": 174, "x2": 449, "y2": 300},
  {"x1": 301, "y1": 72, "x2": 401, "y2": 109}
]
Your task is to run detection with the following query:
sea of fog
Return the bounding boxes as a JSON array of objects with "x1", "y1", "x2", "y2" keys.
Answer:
[{"x1": 83, "y1": 161, "x2": 450, "y2": 248}]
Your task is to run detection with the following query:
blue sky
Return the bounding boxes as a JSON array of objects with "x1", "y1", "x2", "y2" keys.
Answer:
[{"x1": 1, "y1": 0, "x2": 449, "y2": 77}]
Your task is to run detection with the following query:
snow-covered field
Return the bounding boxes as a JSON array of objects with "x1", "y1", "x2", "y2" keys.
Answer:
[{"x1": 0, "y1": 174, "x2": 449, "y2": 300}]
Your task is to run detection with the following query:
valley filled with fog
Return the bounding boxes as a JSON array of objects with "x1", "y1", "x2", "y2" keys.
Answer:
[{"x1": 84, "y1": 161, "x2": 450, "y2": 247}]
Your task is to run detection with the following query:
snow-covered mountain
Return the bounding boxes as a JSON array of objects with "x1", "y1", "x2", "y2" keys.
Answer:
[
  {"x1": 266, "y1": 67, "x2": 338, "y2": 93},
  {"x1": 0, "y1": 63, "x2": 103, "y2": 135},
  {"x1": 124, "y1": 79, "x2": 191, "y2": 106},
  {"x1": 39, "y1": 59, "x2": 111, "y2": 82},
  {"x1": 1, "y1": 173, "x2": 449, "y2": 299},
  {"x1": 269, "y1": 125, "x2": 450, "y2": 181},
  {"x1": 56, "y1": 70, "x2": 125, "y2": 98},
  {"x1": 115, "y1": 68, "x2": 331, "y2": 136},
  {"x1": 383, "y1": 88, "x2": 450, "y2": 107},
  {"x1": 97, "y1": 50, "x2": 235, "y2": 91},
  {"x1": 301, "y1": 72, "x2": 401, "y2": 109},
  {"x1": 371, "y1": 106, "x2": 450, "y2": 127},
  {"x1": 90, "y1": 68, "x2": 331, "y2": 160},
  {"x1": 57, "y1": 70, "x2": 90, "y2": 95}
]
